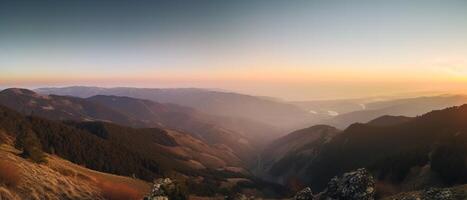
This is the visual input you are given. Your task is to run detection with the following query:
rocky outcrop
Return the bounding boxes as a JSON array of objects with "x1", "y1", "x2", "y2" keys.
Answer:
[
  {"x1": 295, "y1": 168, "x2": 375, "y2": 200},
  {"x1": 320, "y1": 168, "x2": 375, "y2": 200},
  {"x1": 294, "y1": 187, "x2": 314, "y2": 200},
  {"x1": 422, "y1": 187, "x2": 455, "y2": 200},
  {"x1": 388, "y1": 187, "x2": 458, "y2": 200},
  {"x1": 144, "y1": 178, "x2": 173, "y2": 200}
]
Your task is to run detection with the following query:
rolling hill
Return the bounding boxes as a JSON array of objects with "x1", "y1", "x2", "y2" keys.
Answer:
[
  {"x1": 86, "y1": 95, "x2": 279, "y2": 161},
  {"x1": 0, "y1": 88, "x2": 138, "y2": 126},
  {"x1": 35, "y1": 86, "x2": 318, "y2": 131},
  {"x1": 0, "y1": 88, "x2": 279, "y2": 164},
  {"x1": 0, "y1": 104, "x2": 263, "y2": 197}
]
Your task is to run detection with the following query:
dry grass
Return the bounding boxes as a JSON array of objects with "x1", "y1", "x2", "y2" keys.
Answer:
[
  {"x1": 0, "y1": 160, "x2": 21, "y2": 187},
  {"x1": 47, "y1": 155, "x2": 150, "y2": 193},
  {"x1": 97, "y1": 180, "x2": 143, "y2": 200},
  {"x1": 0, "y1": 186, "x2": 20, "y2": 200},
  {"x1": 0, "y1": 147, "x2": 104, "y2": 200},
  {"x1": 76, "y1": 172, "x2": 95, "y2": 182},
  {"x1": 47, "y1": 155, "x2": 151, "y2": 200},
  {"x1": 0, "y1": 144, "x2": 151, "y2": 200},
  {"x1": 51, "y1": 165, "x2": 77, "y2": 177},
  {"x1": 51, "y1": 164, "x2": 97, "y2": 183}
]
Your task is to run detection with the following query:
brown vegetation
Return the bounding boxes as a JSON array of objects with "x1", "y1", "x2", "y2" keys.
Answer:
[
  {"x1": 0, "y1": 160, "x2": 21, "y2": 187},
  {"x1": 0, "y1": 186, "x2": 20, "y2": 200},
  {"x1": 51, "y1": 165, "x2": 77, "y2": 177},
  {"x1": 98, "y1": 180, "x2": 143, "y2": 200}
]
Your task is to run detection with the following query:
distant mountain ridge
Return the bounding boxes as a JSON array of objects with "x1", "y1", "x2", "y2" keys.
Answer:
[
  {"x1": 35, "y1": 86, "x2": 319, "y2": 131},
  {"x1": 366, "y1": 115, "x2": 412, "y2": 127},
  {"x1": 322, "y1": 95, "x2": 467, "y2": 129},
  {"x1": 0, "y1": 88, "x2": 138, "y2": 126},
  {"x1": 85, "y1": 94, "x2": 278, "y2": 163},
  {"x1": 0, "y1": 88, "x2": 277, "y2": 165}
]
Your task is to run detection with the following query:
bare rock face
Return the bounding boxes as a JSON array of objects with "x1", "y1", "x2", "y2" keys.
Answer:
[
  {"x1": 324, "y1": 168, "x2": 375, "y2": 200},
  {"x1": 421, "y1": 188, "x2": 455, "y2": 200},
  {"x1": 388, "y1": 187, "x2": 456, "y2": 200},
  {"x1": 321, "y1": 168, "x2": 375, "y2": 200},
  {"x1": 144, "y1": 178, "x2": 173, "y2": 200},
  {"x1": 295, "y1": 168, "x2": 375, "y2": 200},
  {"x1": 294, "y1": 187, "x2": 314, "y2": 200}
]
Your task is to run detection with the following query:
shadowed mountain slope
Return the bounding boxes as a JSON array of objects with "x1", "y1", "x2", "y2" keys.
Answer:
[
  {"x1": 86, "y1": 95, "x2": 279, "y2": 162},
  {"x1": 0, "y1": 88, "x2": 279, "y2": 164},
  {"x1": 0, "y1": 105, "x2": 289, "y2": 198},
  {"x1": 262, "y1": 105, "x2": 467, "y2": 193},
  {"x1": 258, "y1": 125, "x2": 340, "y2": 188},
  {"x1": 0, "y1": 105, "x2": 249, "y2": 186}
]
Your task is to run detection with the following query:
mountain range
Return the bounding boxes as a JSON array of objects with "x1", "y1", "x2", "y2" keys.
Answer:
[
  {"x1": 0, "y1": 88, "x2": 282, "y2": 164},
  {"x1": 0, "y1": 100, "x2": 287, "y2": 198},
  {"x1": 0, "y1": 87, "x2": 466, "y2": 199},
  {"x1": 35, "y1": 86, "x2": 320, "y2": 132}
]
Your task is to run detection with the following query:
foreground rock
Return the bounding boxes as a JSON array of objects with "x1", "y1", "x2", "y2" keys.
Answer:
[
  {"x1": 320, "y1": 168, "x2": 375, "y2": 200},
  {"x1": 144, "y1": 178, "x2": 187, "y2": 200},
  {"x1": 294, "y1": 187, "x2": 314, "y2": 200},
  {"x1": 387, "y1": 186, "x2": 466, "y2": 200},
  {"x1": 295, "y1": 168, "x2": 375, "y2": 200},
  {"x1": 422, "y1": 187, "x2": 455, "y2": 200}
]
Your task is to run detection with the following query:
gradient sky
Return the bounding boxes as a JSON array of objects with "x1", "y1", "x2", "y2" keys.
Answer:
[{"x1": 1, "y1": 0, "x2": 467, "y2": 100}]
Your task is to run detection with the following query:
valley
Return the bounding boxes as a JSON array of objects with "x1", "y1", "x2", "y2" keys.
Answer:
[
  {"x1": 0, "y1": 87, "x2": 466, "y2": 199},
  {"x1": 2, "y1": 1, "x2": 467, "y2": 199}
]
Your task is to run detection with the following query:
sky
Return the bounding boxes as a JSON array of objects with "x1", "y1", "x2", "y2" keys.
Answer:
[{"x1": 1, "y1": 0, "x2": 467, "y2": 100}]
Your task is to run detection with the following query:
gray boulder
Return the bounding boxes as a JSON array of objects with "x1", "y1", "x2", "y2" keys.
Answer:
[
  {"x1": 422, "y1": 187, "x2": 454, "y2": 200},
  {"x1": 295, "y1": 187, "x2": 314, "y2": 200},
  {"x1": 144, "y1": 178, "x2": 173, "y2": 200},
  {"x1": 387, "y1": 187, "x2": 456, "y2": 200},
  {"x1": 321, "y1": 168, "x2": 375, "y2": 200}
]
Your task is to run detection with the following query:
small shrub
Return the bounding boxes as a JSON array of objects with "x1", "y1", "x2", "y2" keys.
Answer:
[
  {"x1": 0, "y1": 161, "x2": 21, "y2": 187},
  {"x1": 98, "y1": 181, "x2": 143, "y2": 200}
]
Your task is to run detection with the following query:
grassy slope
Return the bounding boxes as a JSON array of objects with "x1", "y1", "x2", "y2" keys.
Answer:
[{"x1": 0, "y1": 143, "x2": 150, "y2": 200}]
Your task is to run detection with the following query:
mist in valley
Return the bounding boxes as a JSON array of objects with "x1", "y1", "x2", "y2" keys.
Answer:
[{"x1": 1, "y1": 0, "x2": 467, "y2": 199}]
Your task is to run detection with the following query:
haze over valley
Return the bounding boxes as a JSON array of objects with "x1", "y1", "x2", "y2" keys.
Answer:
[{"x1": 1, "y1": 0, "x2": 467, "y2": 199}]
